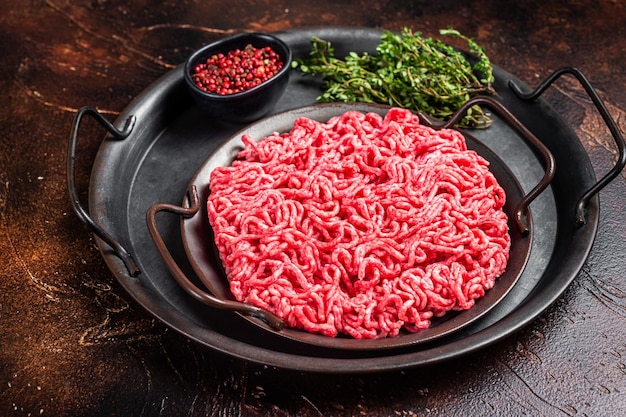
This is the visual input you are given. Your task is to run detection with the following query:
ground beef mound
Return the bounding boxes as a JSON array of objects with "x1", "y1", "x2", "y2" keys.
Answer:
[{"x1": 207, "y1": 108, "x2": 510, "y2": 339}]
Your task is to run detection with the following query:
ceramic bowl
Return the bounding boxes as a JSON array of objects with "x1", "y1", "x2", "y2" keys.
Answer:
[{"x1": 184, "y1": 32, "x2": 292, "y2": 123}]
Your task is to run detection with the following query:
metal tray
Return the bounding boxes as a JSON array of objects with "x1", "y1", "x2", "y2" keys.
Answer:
[{"x1": 67, "y1": 27, "x2": 625, "y2": 373}]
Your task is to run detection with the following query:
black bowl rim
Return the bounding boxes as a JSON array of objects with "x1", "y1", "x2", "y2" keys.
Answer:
[{"x1": 184, "y1": 32, "x2": 293, "y2": 100}]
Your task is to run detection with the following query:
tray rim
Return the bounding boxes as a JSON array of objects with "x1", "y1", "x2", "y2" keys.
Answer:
[{"x1": 86, "y1": 27, "x2": 599, "y2": 373}]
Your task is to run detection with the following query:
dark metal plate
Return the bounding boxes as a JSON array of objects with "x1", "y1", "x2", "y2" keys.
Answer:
[
  {"x1": 182, "y1": 102, "x2": 533, "y2": 350},
  {"x1": 88, "y1": 27, "x2": 598, "y2": 373}
]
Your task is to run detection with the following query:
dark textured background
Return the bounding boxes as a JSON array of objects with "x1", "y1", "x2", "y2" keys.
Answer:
[{"x1": 1, "y1": 1, "x2": 625, "y2": 416}]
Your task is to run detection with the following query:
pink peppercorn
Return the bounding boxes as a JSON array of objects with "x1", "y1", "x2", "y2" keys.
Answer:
[{"x1": 192, "y1": 44, "x2": 284, "y2": 95}]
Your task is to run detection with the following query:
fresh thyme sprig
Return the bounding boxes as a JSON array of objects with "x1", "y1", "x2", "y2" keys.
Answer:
[{"x1": 293, "y1": 28, "x2": 496, "y2": 129}]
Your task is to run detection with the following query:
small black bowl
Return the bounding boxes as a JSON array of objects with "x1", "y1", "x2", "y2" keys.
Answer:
[{"x1": 184, "y1": 32, "x2": 292, "y2": 124}]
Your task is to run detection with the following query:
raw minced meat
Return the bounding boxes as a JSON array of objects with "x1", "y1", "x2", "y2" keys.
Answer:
[{"x1": 207, "y1": 108, "x2": 510, "y2": 339}]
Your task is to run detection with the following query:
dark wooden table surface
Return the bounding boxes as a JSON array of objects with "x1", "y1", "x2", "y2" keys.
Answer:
[{"x1": 2, "y1": 1, "x2": 625, "y2": 416}]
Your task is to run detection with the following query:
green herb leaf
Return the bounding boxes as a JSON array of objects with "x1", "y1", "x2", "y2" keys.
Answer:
[{"x1": 293, "y1": 28, "x2": 496, "y2": 128}]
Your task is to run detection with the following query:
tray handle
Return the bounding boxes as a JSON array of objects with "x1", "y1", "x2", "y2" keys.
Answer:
[
  {"x1": 508, "y1": 67, "x2": 626, "y2": 226},
  {"x1": 422, "y1": 95, "x2": 556, "y2": 236},
  {"x1": 67, "y1": 106, "x2": 140, "y2": 276},
  {"x1": 146, "y1": 186, "x2": 285, "y2": 331}
]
